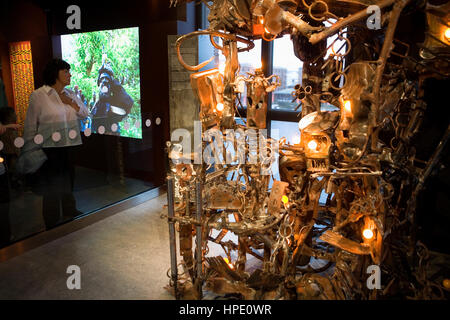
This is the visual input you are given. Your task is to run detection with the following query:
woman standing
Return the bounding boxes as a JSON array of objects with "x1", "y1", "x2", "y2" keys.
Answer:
[
  {"x1": 0, "y1": 122, "x2": 21, "y2": 247},
  {"x1": 22, "y1": 58, "x2": 89, "y2": 229}
]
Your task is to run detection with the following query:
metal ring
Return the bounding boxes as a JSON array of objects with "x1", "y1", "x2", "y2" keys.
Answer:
[
  {"x1": 320, "y1": 92, "x2": 334, "y2": 102},
  {"x1": 280, "y1": 224, "x2": 293, "y2": 238},
  {"x1": 302, "y1": 0, "x2": 315, "y2": 8},
  {"x1": 329, "y1": 71, "x2": 347, "y2": 90},
  {"x1": 308, "y1": 0, "x2": 329, "y2": 22},
  {"x1": 390, "y1": 137, "x2": 401, "y2": 150},
  {"x1": 298, "y1": 91, "x2": 306, "y2": 100},
  {"x1": 262, "y1": 30, "x2": 277, "y2": 42},
  {"x1": 330, "y1": 36, "x2": 351, "y2": 57}
]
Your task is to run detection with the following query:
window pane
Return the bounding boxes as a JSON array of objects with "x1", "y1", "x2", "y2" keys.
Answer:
[
  {"x1": 198, "y1": 37, "x2": 262, "y2": 108},
  {"x1": 218, "y1": 40, "x2": 262, "y2": 108},
  {"x1": 270, "y1": 120, "x2": 300, "y2": 181},
  {"x1": 272, "y1": 35, "x2": 303, "y2": 111}
]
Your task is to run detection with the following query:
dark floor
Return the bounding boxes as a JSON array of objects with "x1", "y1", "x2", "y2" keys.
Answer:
[
  {"x1": 0, "y1": 193, "x2": 173, "y2": 300},
  {"x1": 4, "y1": 165, "x2": 153, "y2": 246}
]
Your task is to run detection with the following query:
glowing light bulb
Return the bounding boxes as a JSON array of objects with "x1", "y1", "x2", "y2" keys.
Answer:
[
  {"x1": 443, "y1": 279, "x2": 450, "y2": 289},
  {"x1": 281, "y1": 195, "x2": 289, "y2": 204},
  {"x1": 216, "y1": 103, "x2": 224, "y2": 112},
  {"x1": 223, "y1": 257, "x2": 234, "y2": 269},
  {"x1": 0, "y1": 157, "x2": 3, "y2": 163},
  {"x1": 445, "y1": 28, "x2": 450, "y2": 41},
  {"x1": 307, "y1": 140, "x2": 318, "y2": 151},
  {"x1": 344, "y1": 100, "x2": 352, "y2": 113},
  {"x1": 363, "y1": 229, "x2": 374, "y2": 240},
  {"x1": 219, "y1": 62, "x2": 225, "y2": 75}
]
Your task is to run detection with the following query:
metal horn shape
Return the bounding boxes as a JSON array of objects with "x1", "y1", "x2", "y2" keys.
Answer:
[{"x1": 176, "y1": 30, "x2": 255, "y2": 71}]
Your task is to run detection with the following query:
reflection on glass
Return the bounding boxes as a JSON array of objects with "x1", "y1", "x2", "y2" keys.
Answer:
[
  {"x1": 219, "y1": 39, "x2": 262, "y2": 108},
  {"x1": 270, "y1": 120, "x2": 300, "y2": 181},
  {"x1": 272, "y1": 35, "x2": 303, "y2": 112},
  {"x1": 198, "y1": 36, "x2": 262, "y2": 108},
  {"x1": 0, "y1": 118, "x2": 154, "y2": 249}
]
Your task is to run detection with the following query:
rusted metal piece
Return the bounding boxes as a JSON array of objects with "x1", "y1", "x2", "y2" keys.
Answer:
[
  {"x1": 336, "y1": 62, "x2": 375, "y2": 161},
  {"x1": 372, "y1": 0, "x2": 411, "y2": 130},
  {"x1": 255, "y1": 0, "x2": 322, "y2": 36},
  {"x1": 195, "y1": 181, "x2": 203, "y2": 299},
  {"x1": 245, "y1": 71, "x2": 281, "y2": 129},
  {"x1": 268, "y1": 180, "x2": 289, "y2": 217},
  {"x1": 205, "y1": 186, "x2": 242, "y2": 210},
  {"x1": 176, "y1": 30, "x2": 254, "y2": 72},
  {"x1": 309, "y1": 0, "x2": 396, "y2": 45},
  {"x1": 204, "y1": 277, "x2": 257, "y2": 300},
  {"x1": 190, "y1": 69, "x2": 224, "y2": 129},
  {"x1": 167, "y1": 176, "x2": 180, "y2": 299},
  {"x1": 320, "y1": 230, "x2": 371, "y2": 255}
]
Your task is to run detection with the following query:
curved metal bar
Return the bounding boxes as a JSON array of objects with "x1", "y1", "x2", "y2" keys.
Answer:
[
  {"x1": 208, "y1": 31, "x2": 255, "y2": 52},
  {"x1": 176, "y1": 30, "x2": 255, "y2": 71},
  {"x1": 176, "y1": 31, "x2": 215, "y2": 71}
]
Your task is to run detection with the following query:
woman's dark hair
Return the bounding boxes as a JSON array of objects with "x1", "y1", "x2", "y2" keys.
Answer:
[{"x1": 43, "y1": 58, "x2": 70, "y2": 86}]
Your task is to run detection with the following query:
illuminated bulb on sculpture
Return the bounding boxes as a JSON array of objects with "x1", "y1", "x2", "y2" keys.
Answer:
[
  {"x1": 445, "y1": 28, "x2": 450, "y2": 41},
  {"x1": 443, "y1": 279, "x2": 450, "y2": 289},
  {"x1": 307, "y1": 140, "x2": 318, "y2": 151},
  {"x1": 0, "y1": 157, "x2": 3, "y2": 163},
  {"x1": 363, "y1": 229, "x2": 374, "y2": 240},
  {"x1": 281, "y1": 195, "x2": 289, "y2": 205},
  {"x1": 344, "y1": 100, "x2": 352, "y2": 113},
  {"x1": 223, "y1": 257, "x2": 234, "y2": 269},
  {"x1": 216, "y1": 103, "x2": 224, "y2": 112}
]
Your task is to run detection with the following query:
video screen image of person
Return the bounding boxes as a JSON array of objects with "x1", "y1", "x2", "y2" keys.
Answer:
[
  {"x1": 91, "y1": 63, "x2": 134, "y2": 135},
  {"x1": 61, "y1": 27, "x2": 142, "y2": 139}
]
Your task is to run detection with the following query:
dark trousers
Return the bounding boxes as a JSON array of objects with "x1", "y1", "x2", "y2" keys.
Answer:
[
  {"x1": 0, "y1": 172, "x2": 11, "y2": 247},
  {"x1": 39, "y1": 147, "x2": 78, "y2": 229}
]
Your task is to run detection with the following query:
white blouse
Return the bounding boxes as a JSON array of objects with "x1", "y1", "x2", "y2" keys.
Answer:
[{"x1": 23, "y1": 85, "x2": 90, "y2": 148}]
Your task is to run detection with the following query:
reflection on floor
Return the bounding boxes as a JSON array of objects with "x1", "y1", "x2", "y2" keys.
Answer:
[
  {"x1": 0, "y1": 193, "x2": 173, "y2": 300},
  {"x1": 6, "y1": 166, "x2": 152, "y2": 246}
]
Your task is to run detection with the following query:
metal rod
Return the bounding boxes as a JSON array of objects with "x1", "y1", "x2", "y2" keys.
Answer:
[
  {"x1": 195, "y1": 180, "x2": 203, "y2": 299},
  {"x1": 167, "y1": 176, "x2": 179, "y2": 300},
  {"x1": 372, "y1": 0, "x2": 411, "y2": 128},
  {"x1": 309, "y1": 0, "x2": 396, "y2": 45}
]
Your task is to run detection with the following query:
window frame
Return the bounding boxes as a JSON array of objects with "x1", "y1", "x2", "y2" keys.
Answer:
[{"x1": 198, "y1": 3, "x2": 302, "y2": 133}]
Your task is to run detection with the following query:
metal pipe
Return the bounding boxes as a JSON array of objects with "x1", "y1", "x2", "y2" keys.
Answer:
[
  {"x1": 167, "y1": 176, "x2": 179, "y2": 300},
  {"x1": 195, "y1": 180, "x2": 203, "y2": 299},
  {"x1": 372, "y1": 0, "x2": 411, "y2": 128},
  {"x1": 309, "y1": 0, "x2": 396, "y2": 45}
]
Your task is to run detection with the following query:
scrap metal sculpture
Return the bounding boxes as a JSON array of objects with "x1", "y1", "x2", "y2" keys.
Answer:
[{"x1": 165, "y1": 0, "x2": 450, "y2": 300}]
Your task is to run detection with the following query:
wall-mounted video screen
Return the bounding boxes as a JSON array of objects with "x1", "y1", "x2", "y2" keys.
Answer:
[{"x1": 61, "y1": 27, "x2": 142, "y2": 139}]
